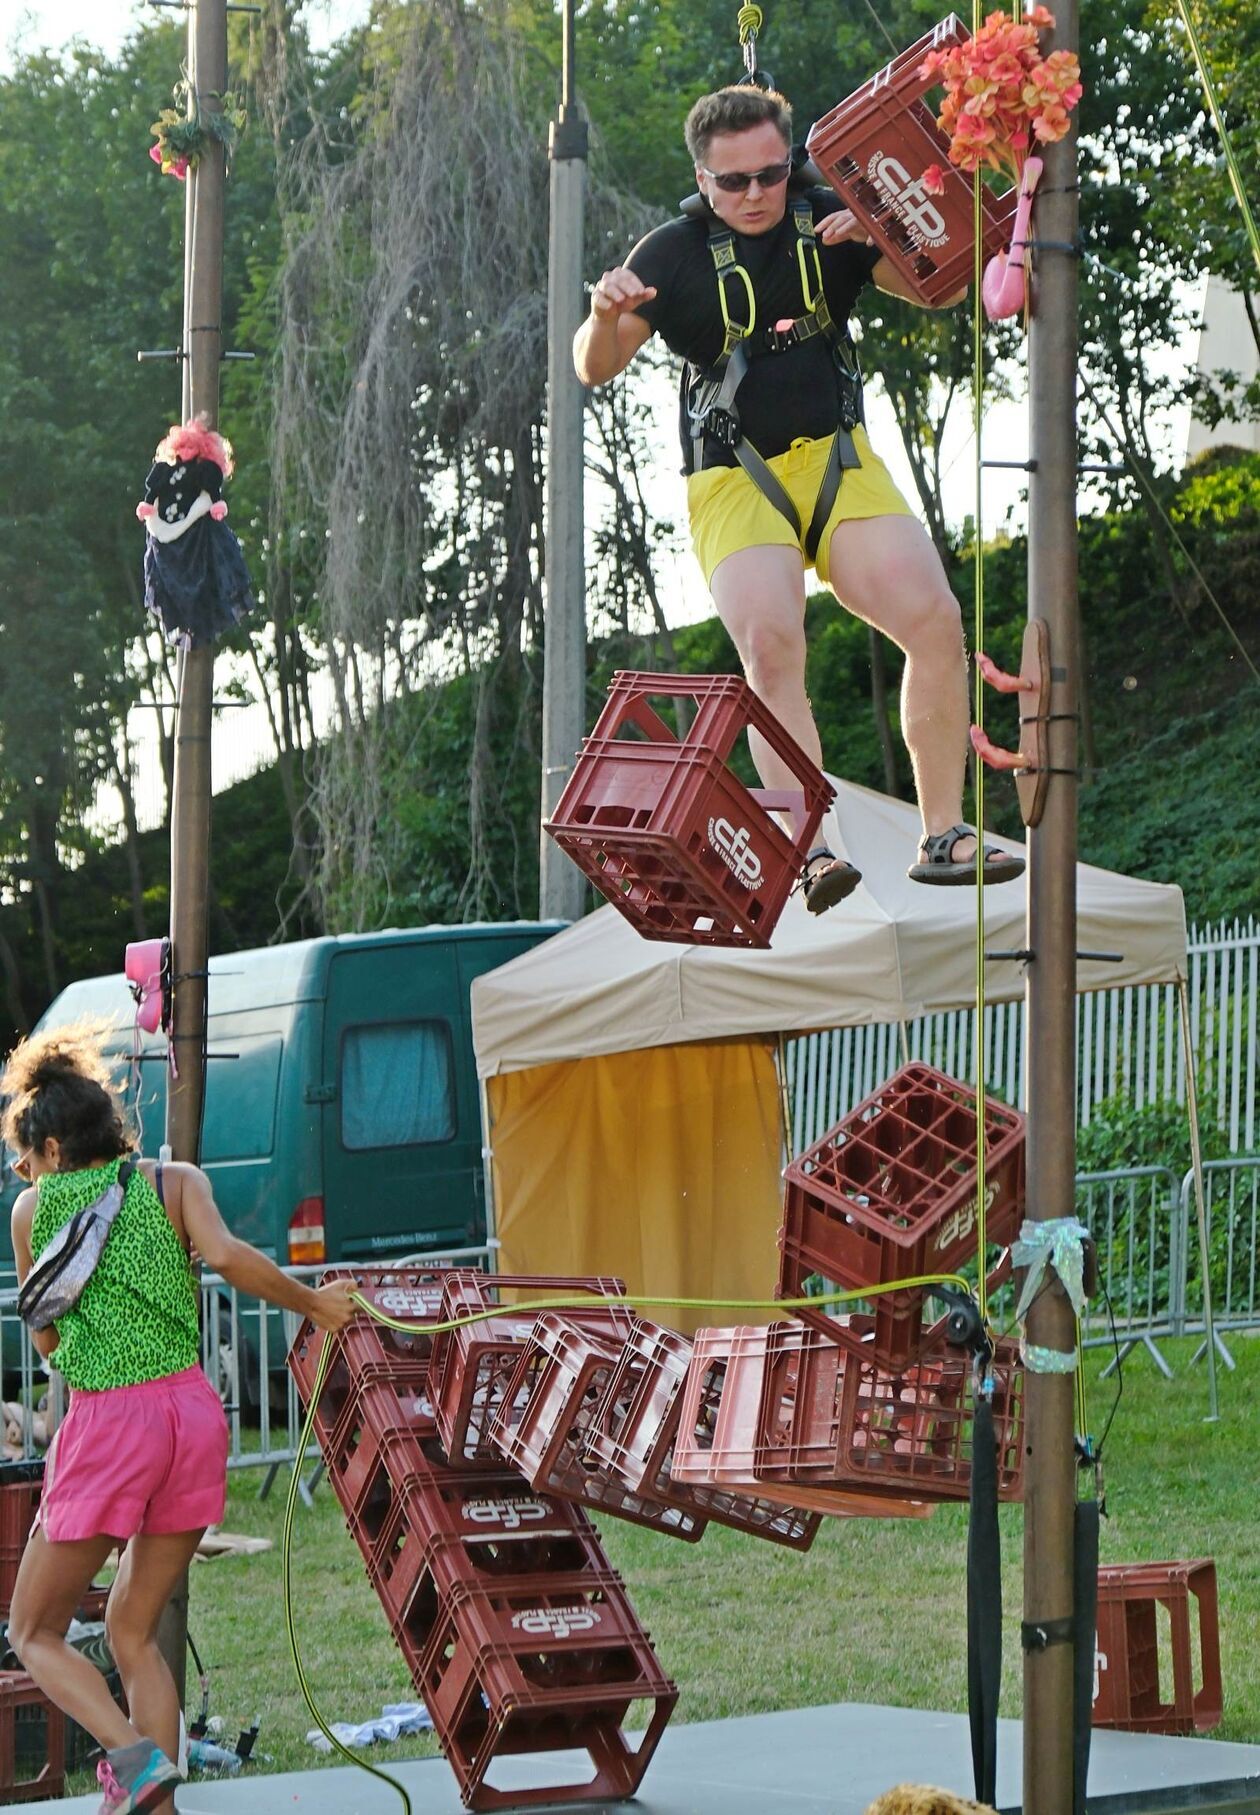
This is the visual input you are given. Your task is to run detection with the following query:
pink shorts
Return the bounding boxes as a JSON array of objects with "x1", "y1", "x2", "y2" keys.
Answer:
[{"x1": 40, "y1": 1366, "x2": 229, "y2": 1543}]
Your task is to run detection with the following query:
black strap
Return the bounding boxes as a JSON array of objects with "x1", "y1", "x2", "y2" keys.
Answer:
[
  {"x1": 802, "y1": 427, "x2": 859, "y2": 565},
  {"x1": 154, "y1": 1160, "x2": 165, "y2": 1208},
  {"x1": 967, "y1": 1389, "x2": 1001, "y2": 1807},
  {"x1": 1074, "y1": 1499, "x2": 1100, "y2": 1815}
]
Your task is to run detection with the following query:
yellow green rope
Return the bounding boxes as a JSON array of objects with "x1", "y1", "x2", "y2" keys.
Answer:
[
  {"x1": 349, "y1": 1275, "x2": 977, "y2": 1337},
  {"x1": 971, "y1": 0, "x2": 989, "y2": 1331},
  {"x1": 736, "y1": 2, "x2": 764, "y2": 46},
  {"x1": 1173, "y1": 0, "x2": 1260, "y2": 282},
  {"x1": 283, "y1": 1330, "x2": 414, "y2": 1814}
]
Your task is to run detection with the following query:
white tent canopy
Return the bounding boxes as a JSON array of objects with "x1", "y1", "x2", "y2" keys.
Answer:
[{"x1": 473, "y1": 779, "x2": 1187, "y2": 1077}]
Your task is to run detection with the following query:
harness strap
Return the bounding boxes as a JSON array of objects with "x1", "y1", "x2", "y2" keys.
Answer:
[
  {"x1": 803, "y1": 426, "x2": 859, "y2": 565},
  {"x1": 691, "y1": 197, "x2": 864, "y2": 553}
]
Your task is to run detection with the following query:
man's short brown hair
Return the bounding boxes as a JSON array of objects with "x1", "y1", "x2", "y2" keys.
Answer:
[{"x1": 684, "y1": 86, "x2": 793, "y2": 165}]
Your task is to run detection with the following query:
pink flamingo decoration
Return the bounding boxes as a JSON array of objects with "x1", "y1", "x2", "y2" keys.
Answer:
[{"x1": 982, "y1": 156, "x2": 1043, "y2": 321}]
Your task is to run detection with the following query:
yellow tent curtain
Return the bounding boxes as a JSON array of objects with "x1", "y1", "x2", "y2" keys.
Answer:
[{"x1": 485, "y1": 1037, "x2": 784, "y2": 1334}]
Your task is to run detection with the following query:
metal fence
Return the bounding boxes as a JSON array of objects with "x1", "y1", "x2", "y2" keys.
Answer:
[
  {"x1": 2, "y1": 1157, "x2": 1257, "y2": 1480},
  {"x1": 783, "y1": 916, "x2": 1260, "y2": 1154},
  {"x1": 0, "y1": 1244, "x2": 492, "y2": 1488}
]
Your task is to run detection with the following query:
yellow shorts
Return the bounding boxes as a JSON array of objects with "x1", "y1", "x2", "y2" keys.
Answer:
[{"x1": 686, "y1": 424, "x2": 915, "y2": 590}]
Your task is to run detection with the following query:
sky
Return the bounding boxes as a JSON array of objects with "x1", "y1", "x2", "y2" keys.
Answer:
[{"x1": 1, "y1": 0, "x2": 369, "y2": 71}]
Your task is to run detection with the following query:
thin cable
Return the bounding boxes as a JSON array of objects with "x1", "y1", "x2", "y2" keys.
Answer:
[
  {"x1": 283, "y1": 1331, "x2": 413, "y2": 1814},
  {"x1": 858, "y1": 0, "x2": 899, "y2": 57},
  {"x1": 1172, "y1": 0, "x2": 1260, "y2": 283}
]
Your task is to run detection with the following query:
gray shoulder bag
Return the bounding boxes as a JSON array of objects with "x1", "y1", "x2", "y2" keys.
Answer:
[{"x1": 18, "y1": 1160, "x2": 135, "y2": 1331}]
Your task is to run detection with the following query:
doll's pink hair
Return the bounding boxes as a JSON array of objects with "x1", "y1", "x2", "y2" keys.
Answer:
[{"x1": 154, "y1": 413, "x2": 235, "y2": 477}]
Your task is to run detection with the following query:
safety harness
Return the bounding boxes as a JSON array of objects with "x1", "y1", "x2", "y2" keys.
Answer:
[{"x1": 684, "y1": 190, "x2": 867, "y2": 565}]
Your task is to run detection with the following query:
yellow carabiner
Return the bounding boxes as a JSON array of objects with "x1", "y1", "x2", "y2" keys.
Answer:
[
  {"x1": 796, "y1": 233, "x2": 824, "y2": 315},
  {"x1": 717, "y1": 260, "x2": 757, "y2": 357}
]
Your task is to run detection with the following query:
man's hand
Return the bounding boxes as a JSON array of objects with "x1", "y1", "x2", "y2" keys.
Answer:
[
  {"x1": 817, "y1": 208, "x2": 875, "y2": 248},
  {"x1": 575, "y1": 268, "x2": 655, "y2": 385},
  {"x1": 590, "y1": 266, "x2": 657, "y2": 321}
]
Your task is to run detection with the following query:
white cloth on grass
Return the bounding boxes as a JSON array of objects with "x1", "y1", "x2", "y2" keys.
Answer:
[{"x1": 306, "y1": 1702, "x2": 434, "y2": 1752}]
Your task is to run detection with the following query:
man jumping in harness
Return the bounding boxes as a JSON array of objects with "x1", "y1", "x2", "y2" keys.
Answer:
[{"x1": 574, "y1": 85, "x2": 1024, "y2": 910}]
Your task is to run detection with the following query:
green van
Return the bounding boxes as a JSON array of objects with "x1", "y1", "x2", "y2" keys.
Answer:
[{"x1": 0, "y1": 921, "x2": 560, "y2": 1312}]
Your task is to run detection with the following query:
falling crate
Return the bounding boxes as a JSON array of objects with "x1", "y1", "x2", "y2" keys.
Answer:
[
  {"x1": 1094, "y1": 1561, "x2": 1222, "y2": 1735},
  {"x1": 430, "y1": 1273, "x2": 631, "y2": 1468},
  {"x1": 672, "y1": 1322, "x2": 1022, "y2": 1507},
  {"x1": 754, "y1": 1316, "x2": 1023, "y2": 1503},
  {"x1": 779, "y1": 1062, "x2": 1025, "y2": 1368},
  {"x1": 807, "y1": 15, "x2": 1017, "y2": 309},
  {"x1": 490, "y1": 1314, "x2": 707, "y2": 1539},
  {"x1": 585, "y1": 1318, "x2": 824, "y2": 1548},
  {"x1": 544, "y1": 671, "x2": 834, "y2": 947}
]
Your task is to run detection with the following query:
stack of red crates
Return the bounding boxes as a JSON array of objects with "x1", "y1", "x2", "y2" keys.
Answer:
[{"x1": 288, "y1": 1268, "x2": 677, "y2": 1811}]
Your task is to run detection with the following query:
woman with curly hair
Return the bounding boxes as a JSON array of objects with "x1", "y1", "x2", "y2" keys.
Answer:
[{"x1": 2, "y1": 1024, "x2": 357, "y2": 1814}]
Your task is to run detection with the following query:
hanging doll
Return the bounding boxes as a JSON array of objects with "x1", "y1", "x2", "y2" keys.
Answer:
[{"x1": 136, "y1": 415, "x2": 254, "y2": 646}]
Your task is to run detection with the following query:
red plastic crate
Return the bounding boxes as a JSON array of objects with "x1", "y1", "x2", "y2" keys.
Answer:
[
  {"x1": 324, "y1": 1401, "x2": 448, "y2": 1543},
  {"x1": 779, "y1": 1063, "x2": 1025, "y2": 1368},
  {"x1": 287, "y1": 1265, "x2": 455, "y2": 1439},
  {"x1": 430, "y1": 1274, "x2": 630, "y2": 1468},
  {"x1": 490, "y1": 1315, "x2": 706, "y2": 1541},
  {"x1": 788, "y1": 1321, "x2": 1023, "y2": 1502},
  {"x1": 670, "y1": 1326, "x2": 938, "y2": 1517},
  {"x1": 806, "y1": 15, "x2": 1018, "y2": 309},
  {"x1": 544, "y1": 671, "x2": 834, "y2": 948},
  {"x1": 585, "y1": 1319, "x2": 826, "y2": 1548},
  {"x1": 418, "y1": 1575, "x2": 677, "y2": 1811},
  {"x1": 1094, "y1": 1561, "x2": 1222, "y2": 1735},
  {"x1": 367, "y1": 1483, "x2": 613, "y2": 1659},
  {"x1": 0, "y1": 1671, "x2": 65, "y2": 1804}
]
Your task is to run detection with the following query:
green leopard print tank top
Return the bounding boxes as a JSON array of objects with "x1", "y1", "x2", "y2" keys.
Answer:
[{"x1": 30, "y1": 1158, "x2": 200, "y2": 1390}]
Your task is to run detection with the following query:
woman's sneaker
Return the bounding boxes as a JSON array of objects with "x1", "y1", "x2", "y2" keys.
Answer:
[{"x1": 96, "y1": 1738, "x2": 182, "y2": 1813}]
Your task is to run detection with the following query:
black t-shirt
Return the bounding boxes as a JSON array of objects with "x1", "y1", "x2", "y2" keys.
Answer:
[{"x1": 625, "y1": 189, "x2": 880, "y2": 469}]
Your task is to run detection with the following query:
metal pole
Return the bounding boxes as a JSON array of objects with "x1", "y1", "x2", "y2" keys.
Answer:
[
  {"x1": 159, "y1": 0, "x2": 227, "y2": 1711},
  {"x1": 1022, "y1": 0, "x2": 1081, "y2": 1807},
  {"x1": 538, "y1": 0, "x2": 588, "y2": 921}
]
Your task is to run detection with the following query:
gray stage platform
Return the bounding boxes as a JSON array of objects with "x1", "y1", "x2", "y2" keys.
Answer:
[{"x1": 25, "y1": 1704, "x2": 1260, "y2": 1814}]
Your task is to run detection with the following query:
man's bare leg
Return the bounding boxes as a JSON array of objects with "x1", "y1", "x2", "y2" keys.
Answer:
[
  {"x1": 707, "y1": 541, "x2": 859, "y2": 904},
  {"x1": 708, "y1": 542, "x2": 819, "y2": 791},
  {"x1": 825, "y1": 513, "x2": 987, "y2": 868}
]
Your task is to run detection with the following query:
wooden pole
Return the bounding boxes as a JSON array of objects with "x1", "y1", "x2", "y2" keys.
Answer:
[
  {"x1": 1022, "y1": 0, "x2": 1081, "y2": 1808},
  {"x1": 539, "y1": 0, "x2": 588, "y2": 921},
  {"x1": 158, "y1": 0, "x2": 228, "y2": 1711}
]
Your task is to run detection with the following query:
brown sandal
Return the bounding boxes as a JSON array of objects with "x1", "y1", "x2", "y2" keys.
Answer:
[
  {"x1": 907, "y1": 824, "x2": 1024, "y2": 887},
  {"x1": 800, "y1": 847, "x2": 862, "y2": 914}
]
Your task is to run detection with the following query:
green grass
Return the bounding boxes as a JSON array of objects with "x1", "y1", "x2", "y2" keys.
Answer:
[{"x1": 67, "y1": 1336, "x2": 1260, "y2": 1794}]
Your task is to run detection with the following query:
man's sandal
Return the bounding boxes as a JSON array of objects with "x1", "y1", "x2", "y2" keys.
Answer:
[
  {"x1": 907, "y1": 824, "x2": 1025, "y2": 887},
  {"x1": 800, "y1": 846, "x2": 862, "y2": 914}
]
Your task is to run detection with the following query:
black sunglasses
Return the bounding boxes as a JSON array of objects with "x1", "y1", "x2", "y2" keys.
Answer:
[{"x1": 701, "y1": 159, "x2": 793, "y2": 194}]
